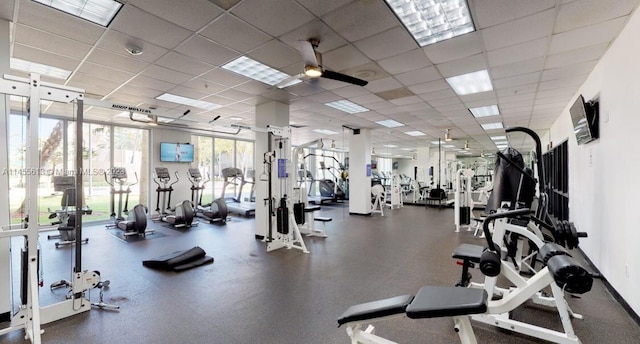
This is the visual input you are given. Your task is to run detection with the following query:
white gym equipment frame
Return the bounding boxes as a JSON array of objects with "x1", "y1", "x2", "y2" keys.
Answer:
[
  {"x1": 454, "y1": 169, "x2": 475, "y2": 232},
  {"x1": 389, "y1": 174, "x2": 403, "y2": 209},
  {"x1": 371, "y1": 184, "x2": 385, "y2": 216},
  {"x1": 261, "y1": 126, "x2": 308, "y2": 253},
  {"x1": 0, "y1": 74, "x2": 112, "y2": 343}
]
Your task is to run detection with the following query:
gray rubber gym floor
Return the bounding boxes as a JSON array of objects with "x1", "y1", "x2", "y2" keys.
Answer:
[{"x1": 2, "y1": 204, "x2": 639, "y2": 343}]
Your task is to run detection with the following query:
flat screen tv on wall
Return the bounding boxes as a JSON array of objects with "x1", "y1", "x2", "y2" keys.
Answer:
[
  {"x1": 569, "y1": 95, "x2": 599, "y2": 145},
  {"x1": 160, "y1": 142, "x2": 194, "y2": 162}
]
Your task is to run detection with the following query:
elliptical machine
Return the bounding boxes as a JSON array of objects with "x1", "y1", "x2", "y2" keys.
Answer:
[
  {"x1": 152, "y1": 167, "x2": 195, "y2": 228},
  {"x1": 187, "y1": 168, "x2": 228, "y2": 223},
  {"x1": 104, "y1": 167, "x2": 152, "y2": 237}
]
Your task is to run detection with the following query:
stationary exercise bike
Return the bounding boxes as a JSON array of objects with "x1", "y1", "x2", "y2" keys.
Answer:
[
  {"x1": 152, "y1": 167, "x2": 195, "y2": 228},
  {"x1": 104, "y1": 167, "x2": 152, "y2": 237},
  {"x1": 47, "y1": 176, "x2": 90, "y2": 248},
  {"x1": 187, "y1": 168, "x2": 227, "y2": 223}
]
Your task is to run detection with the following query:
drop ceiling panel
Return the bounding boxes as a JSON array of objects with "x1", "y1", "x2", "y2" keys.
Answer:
[
  {"x1": 66, "y1": 73, "x2": 122, "y2": 96},
  {"x1": 110, "y1": 5, "x2": 193, "y2": 50},
  {"x1": 423, "y1": 32, "x2": 483, "y2": 64},
  {"x1": 322, "y1": 0, "x2": 399, "y2": 42},
  {"x1": 18, "y1": 0, "x2": 105, "y2": 45},
  {"x1": 487, "y1": 38, "x2": 548, "y2": 67},
  {"x1": 544, "y1": 43, "x2": 609, "y2": 69},
  {"x1": 419, "y1": 88, "x2": 457, "y2": 102},
  {"x1": 321, "y1": 44, "x2": 370, "y2": 71},
  {"x1": 87, "y1": 48, "x2": 150, "y2": 74},
  {"x1": 201, "y1": 68, "x2": 249, "y2": 87},
  {"x1": 96, "y1": 31, "x2": 170, "y2": 64},
  {"x1": 279, "y1": 20, "x2": 347, "y2": 54},
  {"x1": 0, "y1": 1, "x2": 14, "y2": 20},
  {"x1": 12, "y1": 44, "x2": 80, "y2": 71},
  {"x1": 555, "y1": 0, "x2": 638, "y2": 33},
  {"x1": 156, "y1": 52, "x2": 214, "y2": 76},
  {"x1": 117, "y1": 85, "x2": 164, "y2": 99},
  {"x1": 548, "y1": 17, "x2": 627, "y2": 54},
  {"x1": 409, "y1": 80, "x2": 450, "y2": 95},
  {"x1": 365, "y1": 77, "x2": 403, "y2": 93},
  {"x1": 354, "y1": 27, "x2": 417, "y2": 61},
  {"x1": 540, "y1": 60, "x2": 597, "y2": 81},
  {"x1": 427, "y1": 97, "x2": 462, "y2": 108},
  {"x1": 77, "y1": 62, "x2": 134, "y2": 84},
  {"x1": 232, "y1": 81, "x2": 272, "y2": 96},
  {"x1": 378, "y1": 49, "x2": 432, "y2": 75},
  {"x1": 247, "y1": 39, "x2": 300, "y2": 69},
  {"x1": 215, "y1": 88, "x2": 254, "y2": 102},
  {"x1": 481, "y1": 9, "x2": 555, "y2": 51},
  {"x1": 129, "y1": 75, "x2": 177, "y2": 92},
  {"x1": 295, "y1": 0, "x2": 351, "y2": 17},
  {"x1": 128, "y1": 0, "x2": 223, "y2": 31},
  {"x1": 436, "y1": 53, "x2": 488, "y2": 78},
  {"x1": 395, "y1": 67, "x2": 442, "y2": 86},
  {"x1": 140, "y1": 65, "x2": 193, "y2": 85},
  {"x1": 176, "y1": 35, "x2": 239, "y2": 66},
  {"x1": 496, "y1": 83, "x2": 538, "y2": 97},
  {"x1": 14, "y1": 24, "x2": 92, "y2": 60},
  {"x1": 490, "y1": 57, "x2": 545, "y2": 80},
  {"x1": 493, "y1": 72, "x2": 541, "y2": 89},
  {"x1": 472, "y1": 0, "x2": 556, "y2": 29},
  {"x1": 538, "y1": 75, "x2": 586, "y2": 91},
  {"x1": 231, "y1": 0, "x2": 315, "y2": 37},
  {"x1": 390, "y1": 95, "x2": 423, "y2": 106},
  {"x1": 199, "y1": 14, "x2": 273, "y2": 53},
  {"x1": 332, "y1": 85, "x2": 371, "y2": 98},
  {"x1": 459, "y1": 91, "x2": 497, "y2": 103}
]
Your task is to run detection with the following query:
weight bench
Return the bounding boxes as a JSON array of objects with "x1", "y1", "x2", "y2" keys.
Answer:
[
  {"x1": 298, "y1": 205, "x2": 330, "y2": 238},
  {"x1": 338, "y1": 286, "x2": 488, "y2": 344},
  {"x1": 312, "y1": 217, "x2": 331, "y2": 237}
]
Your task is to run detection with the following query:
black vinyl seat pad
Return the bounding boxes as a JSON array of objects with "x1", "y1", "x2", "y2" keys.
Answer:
[
  {"x1": 337, "y1": 294, "x2": 414, "y2": 326},
  {"x1": 452, "y1": 243, "x2": 485, "y2": 262},
  {"x1": 406, "y1": 286, "x2": 487, "y2": 319}
]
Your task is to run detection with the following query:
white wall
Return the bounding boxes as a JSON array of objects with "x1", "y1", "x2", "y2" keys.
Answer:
[
  {"x1": 393, "y1": 158, "x2": 414, "y2": 178},
  {"x1": 150, "y1": 128, "x2": 196, "y2": 210},
  {"x1": 547, "y1": 7, "x2": 640, "y2": 315}
]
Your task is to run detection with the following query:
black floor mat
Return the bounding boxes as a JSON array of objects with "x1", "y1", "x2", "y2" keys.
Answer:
[{"x1": 106, "y1": 228, "x2": 166, "y2": 243}]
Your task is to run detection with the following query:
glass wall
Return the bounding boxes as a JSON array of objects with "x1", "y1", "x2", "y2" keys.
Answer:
[
  {"x1": 193, "y1": 136, "x2": 214, "y2": 204},
  {"x1": 215, "y1": 138, "x2": 236, "y2": 199},
  {"x1": 235, "y1": 140, "x2": 254, "y2": 202}
]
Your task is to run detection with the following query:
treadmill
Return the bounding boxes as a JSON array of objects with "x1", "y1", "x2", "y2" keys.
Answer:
[{"x1": 220, "y1": 167, "x2": 255, "y2": 217}]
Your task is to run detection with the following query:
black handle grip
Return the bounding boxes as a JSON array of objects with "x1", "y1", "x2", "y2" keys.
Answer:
[{"x1": 483, "y1": 208, "x2": 531, "y2": 251}]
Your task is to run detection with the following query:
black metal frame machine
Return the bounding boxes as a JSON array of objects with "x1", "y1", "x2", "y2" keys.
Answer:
[
  {"x1": 187, "y1": 167, "x2": 227, "y2": 223},
  {"x1": 152, "y1": 167, "x2": 196, "y2": 228},
  {"x1": 220, "y1": 167, "x2": 255, "y2": 217}
]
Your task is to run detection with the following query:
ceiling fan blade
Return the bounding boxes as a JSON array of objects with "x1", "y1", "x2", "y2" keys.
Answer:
[
  {"x1": 297, "y1": 40, "x2": 318, "y2": 66},
  {"x1": 275, "y1": 73, "x2": 304, "y2": 89},
  {"x1": 321, "y1": 70, "x2": 368, "y2": 86}
]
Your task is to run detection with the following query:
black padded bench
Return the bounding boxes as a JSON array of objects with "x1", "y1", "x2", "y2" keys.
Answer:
[
  {"x1": 304, "y1": 205, "x2": 321, "y2": 213},
  {"x1": 452, "y1": 244, "x2": 484, "y2": 287},
  {"x1": 315, "y1": 217, "x2": 332, "y2": 222},
  {"x1": 338, "y1": 287, "x2": 487, "y2": 324}
]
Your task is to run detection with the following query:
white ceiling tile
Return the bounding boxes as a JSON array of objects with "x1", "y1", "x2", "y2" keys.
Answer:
[
  {"x1": 232, "y1": 81, "x2": 272, "y2": 96},
  {"x1": 201, "y1": 68, "x2": 249, "y2": 87},
  {"x1": 141, "y1": 65, "x2": 193, "y2": 85},
  {"x1": 555, "y1": 0, "x2": 637, "y2": 33},
  {"x1": 321, "y1": 44, "x2": 370, "y2": 71},
  {"x1": 493, "y1": 72, "x2": 541, "y2": 89},
  {"x1": 490, "y1": 57, "x2": 545, "y2": 80},
  {"x1": 110, "y1": 4, "x2": 193, "y2": 50},
  {"x1": 378, "y1": 49, "x2": 431, "y2": 75},
  {"x1": 77, "y1": 62, "x2": 134, "y2": 84},
  {"x1": 548, "y1": 17, "x2": 627, "y2": 54},
  {"x1": 129, "y1": 75, "x2": 178, "y2": 92},
  {"x1": 322, "y1": 0, "x2": 399, "y2": 42},
  {"x1": 177, "y1": 35, "x2": 239, "y2": 66},
  {"x1": 67, "y1": 73, "x2": 121, "y2": 97},
  {"x1": 436, "y1": 53, "x2": 488, "y2": 77},
  {"x1": 295, "y1": 0, "x2": 351, "y2": 17},
  {"x1": 216, "y1": 88, "x2": 254, "y2": 102},
  {"x1": 496, "y1": 83, "x2": 538, "y2": 97},
  {"x1": 280, "y1": 20, "x2": 348, "y2": 55},
  {"x1": 87, "y1": 48, "x2": 150, "y2": 74},
  {"x1": 96, "y1": 30, "x2": 170, "y2": 64},
  {"x1": 0, "y1": 1, "x2": 14, "y2": 20},
  {"x1": 481, "y1": 9, "x2": 555, "y2": 51},
  {"x1": 12, "y1": 43, "x2": 80, "y2": 71},
  {"x1": 428, "y1": 97, "x2": 462, "y2": 107},
  {"x1": 487, "y1": 38, "x2": 548, "y2": 67},
  {"x1": 423, "y1": 32, "x2": 483, "y2": 64},
  {"x1": 537, "y1": 75, "x2": 586, "y2": 91},
  {"x1": 420, "y1": 88, "x2": 458, "y2": 102},
  {"x1": 332, "y1": 85, "x2": 371, "y2": 98},
  {"x1": 247, "y1": 39, "x2": 301, "y2": 69},
  {"x1": 544, "y1": 42, "x2": 609, "y2": 69},
  {"x1": 459, "y1": 90, "x2": 497, "y2": 103},
  {"x1": 349, "y1": 94, "x2": 384, "y2": 105},
  {"x1": 390, "y1": 96, "x2": 423, "y2": 106},
  {"x1": 14, "y1": 24, "x2": 92, "y2": 60},
  {"x1": 536, "y1": 87, "x2": 576, "y2": 99},
  {"x1": 396, "y1": 66, "x2": 441, "y2": 86},
  {"x1": 200, "y1": 14, "x2": 271, "y2": 53},
  {"x1": 365, "y1": 77, "x2": 403, "y2": 93},
  {"x1": 156, "y1": 52, "x2": 214, "y2": 76},
  {"x1": 366, "y1": 101, "x2": 397, "y2": 111},
  {"x1": 180, "y1": 78, "x2": 228, "y2": 94},
  {"x1": 18, "y1": 0, "x2": 105, "y2": 45},
  {"x1": 129, "y1": 0, "x2": 223, "y2": 31},
  {"x1": 354, "y1": 27, "x2": 416, "y2": 61},
  {"x1": 472, "y1": 0, "x2": 556, "y2": 29},
  {"x1": 117, "y1": 85, "x2": 164, "y2": 99},
  {"x1": 409, "y1": 80, "x2": 449, "y2": 94},
  {"x1": 541, "y1": 60, "x2": 597, "y2": 81},
  {"x1": 231, "y1": 0, "x2": 314, "y2": 37}
]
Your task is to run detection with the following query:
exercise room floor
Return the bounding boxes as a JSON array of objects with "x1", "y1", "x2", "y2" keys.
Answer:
[{"x1": 2, "y1": 204, "x2": 639, "y2": 343}]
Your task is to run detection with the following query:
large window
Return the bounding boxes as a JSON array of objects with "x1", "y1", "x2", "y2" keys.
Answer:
[
  {"x1": 215, "y1": 138, "x2": 235, "y2": 199},
  {"x1": 193, "y1": 135, "x2": 214, "y2": 204}
]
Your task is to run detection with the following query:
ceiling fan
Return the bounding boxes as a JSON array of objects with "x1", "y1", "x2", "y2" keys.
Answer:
[{"x1": 276, "y1": 38, "x2": 369, "y2": 88}]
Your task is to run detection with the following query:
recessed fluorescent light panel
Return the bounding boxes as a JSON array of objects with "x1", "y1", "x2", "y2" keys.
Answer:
[
  {"x1": 222, "y1": 56, "x2": 294, "y2": 86},
  {"x1": 376, "y1": 119, "x2": 405, "y2": 128},
  {"x1": 446, "y1": 70, "x2": 493, "y2": 95},
  {"x1": 383, "y1": 144, "x2": 398, "y2": 148},
  {"x1": 491, "y1": 135, "x2": 506, "y2": 141},
  {"x1": 324, "y1": 100, "x2": 369, "y2": 114},
  {"x1": 229, "y1": 117, "x2": 244, "y2": 121},
  {"x1": 443, "y1": 144, "x2": 455, "y2": 148},
  {"x1": 469, "y1": 105, "x2": 500, "y2": 118},
  {"x1": 313, "y1": 129, "x2": 338, "y2": 135},
  {"x1": 405, "y1": 131, "x2": 426, "y2": 136},
  {"x1": 10, "y1": 58, "x2": 72, "y2": 80},
  {"x1": 481, "y1": 122, "x2": 503, "y2": 130},
  {"x1": 384, "y1": 0, "x2": 475, "y2": 47},
  {"x1": 156, "y1": 93, "x2": 221, "y2": 111},
  {"x1": 33, "y1": 0, "x2": 123, "y2": 27}
]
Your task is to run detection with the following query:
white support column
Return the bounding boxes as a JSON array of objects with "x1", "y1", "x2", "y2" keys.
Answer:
[
  {"x1": 254, "y1": 101, "x2": 289, "y2": 239},
  {"x1": 0, "y1": 18, "x2": 11, "y2": 324},
  {"x1": 348, "y1": 128, "x2": 372, "y2": 215},
  {"x1": 416, "y1": 147, "x2": 430, "y2": 183}
]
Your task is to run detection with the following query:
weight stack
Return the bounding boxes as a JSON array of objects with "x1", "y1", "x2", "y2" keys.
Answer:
[
  {"x1": 277, "y1": 197, "x2": 289, "y2": 234},
  {"x1": 459, "y1": 206, "x2": 471, "y2": 225},
  {"x1": 293, "y1": 202, "x2": 305, "y2": 225}
]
